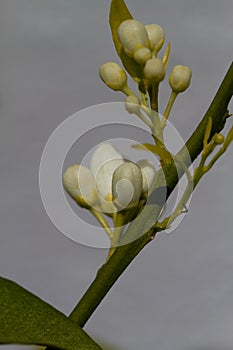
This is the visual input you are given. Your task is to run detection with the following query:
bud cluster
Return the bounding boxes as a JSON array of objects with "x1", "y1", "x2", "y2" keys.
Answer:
[
  {"x1": 118, "y1": 19, "x2": 166, "y2": 83},
  {"x1": 99, "y1": 18, "x2": 192, "y2": 102},
  {"x1": 63, "y1": 143, "x2": 156, "y2": 214}
]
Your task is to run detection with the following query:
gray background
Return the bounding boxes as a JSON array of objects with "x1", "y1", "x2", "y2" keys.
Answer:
[{"x1": 0, "y1": 0, "x2": 233, "y2": 349}]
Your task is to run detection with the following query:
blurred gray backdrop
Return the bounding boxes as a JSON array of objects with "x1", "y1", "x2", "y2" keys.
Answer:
[{"x1": 0, "y1": 0, "x2": 233, "y2": 349}]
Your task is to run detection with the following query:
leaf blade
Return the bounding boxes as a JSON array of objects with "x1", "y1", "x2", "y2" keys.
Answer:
[{"x1": 0, "y1": 276, "x2": 101, "y2": 350}]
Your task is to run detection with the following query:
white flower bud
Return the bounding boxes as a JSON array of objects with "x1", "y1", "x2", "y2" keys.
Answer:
[
  {"x1": 124, "y1": 95, "x2": 141, "y2": 114},
  {"x1": 133, "y1": 47, "x2": 152, "y2": 65},
  {"x1": 99, "y1": 62, "x2": 127, "y2": 91},
  {"x1": 112, "y1": 161, "x2": 143, "y2": 210},
  {"x1": 169, "y1": 65, "x2": 192, "y2": 93},
  {"x1": 118, "y1": 19, "x2": 150, "y2": 57},
  {"x1": 145, "y1": 24, "x2": 165, "y2": 52},
  {"x1": 63, "y1": 165, "x2": 98, "y2": 208},
  {"x1": 90, "y1": 143, "x2": 124, "y2": 202},
  {"x1": 143, "y1": 58, "x2": 165, "y2": 83},
  {"x1": 137, "y1": 160, "x2": 156, "y2": 196}
]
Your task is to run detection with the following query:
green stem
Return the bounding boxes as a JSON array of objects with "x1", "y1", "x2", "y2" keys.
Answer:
[
  {"x1": 107, "y1": 212, "x2": 125, "y2": 259},
  {"x1": 135, "y1": 110, "x2": 153, "y2": 128},
  {"x1": 150, "y1": 83, "x2": 159, "y2": 112},
  {"x1": 69, "y1": 227, "x2": 155, "y2": 327},
  {"x1": 138, "y1": 80, "x2": 149, "y2": 107},
  {"x1": 68, "y1": 63, "x2": 233, "y2": 328},
  {"x1": 122, "y1": 85, "x2": 137, "y2": 97},
  {"x1": 90, "y1": 208, "x2": 114, "y2": 241},
  {"x1": 161, "y1": 91, "x2": 178, "y2": 128},
  {"x1": 159, "y1": 161, "x2": 193, "y2": 228}
]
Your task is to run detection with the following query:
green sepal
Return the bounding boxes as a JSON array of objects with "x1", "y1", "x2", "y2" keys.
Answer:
[
  {"x1": 109, "y1": 0, "x2": 144, "y2": 82},
  {"x1": 132, "y1": 143, "x2": 172, "y2": 165},
  {"x1": 0, "y1": 276, "x2": 101, "y2": 350}
]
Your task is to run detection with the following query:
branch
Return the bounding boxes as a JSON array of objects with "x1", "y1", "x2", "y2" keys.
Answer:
[{"x1": 68, "y1": 62, "x2": 233, "y2": 328}]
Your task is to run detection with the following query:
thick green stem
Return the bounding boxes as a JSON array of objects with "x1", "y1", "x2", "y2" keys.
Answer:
[
  {"x1": 69, "y1": 63, "x2": 233, "y2": 328},
  {"x1": 69, "y1": 227, "x2": 155, "y2": 327}
]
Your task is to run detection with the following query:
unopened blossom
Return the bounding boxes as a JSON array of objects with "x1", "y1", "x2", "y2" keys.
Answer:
[
  {"x1": 145, "y1": 24, "x2": 165, "y2": 53},
  {"x1": 133, "y1": 47, "x2": 152, "y2": 65},
  {"x1": 169, "y1": 65, "x2": 192, "y2": 93},
  {"x1": 143, "y1": 58, "x2": 165, "y2": 83},
  {"x1": 118, "y1": 19, "x2": 150, "y2": 57},
  {"x1": 124, "y1": 95, "x2": 141, "y2": 114},
  {"x1": 99, "y1": 62, "x2": 127, "y2": 91},
  {"x1": 63, "y1": 165, "x2": 98, "y2": 208},
  {"x1": 112, "y1": 161, "x2": 143, "y2": 210},
  {"x1": 90, "y1": 143, "x2": 124, "y2": 203}
]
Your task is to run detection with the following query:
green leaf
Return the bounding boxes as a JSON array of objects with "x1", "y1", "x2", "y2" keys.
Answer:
[
  {"x1": 109, "y1": 0, "x2": 143, "y2": 81},
  {"x1": 0, "y1": 276, "x2": 102, "y2": 350}
]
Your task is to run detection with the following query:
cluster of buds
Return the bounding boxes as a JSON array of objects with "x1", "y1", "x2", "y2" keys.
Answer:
[
  {"x1": 118, "y1": 20, "x2": 165, "y2": 64},
  {"x1": 99, "y1": 18, "x2": 192, "y2": 109},
  {"x1": 63, "y1": 12, "x2": 196, "y2": 247},
  {"x1": 63, "y1": 143, "x2": 156, "y2": 215}
]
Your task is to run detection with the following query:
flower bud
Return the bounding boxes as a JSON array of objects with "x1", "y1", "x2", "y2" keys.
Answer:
[
  {"x1": 213, "y1": 133, "x2": 224, "y2": 145},
  {"x1": 118, "y1": 19, "x2": 150, "y2": 57},
  {"x1": 137, "y1": 160, "x2": 156, "y2": 196},
  {"x1": 169, "y1": 65, "x2": 192, "y2": 93},
  {"x1": 90, "y1": 143, "x2": 124, "y2": 203},
  {"x1": 63, "y1": 165, "x2": 98, "y2": 208},
  {"x1": 112, "y1": 161, "x2": 143, "y2": 210},
  {"x1": 133, "y1": 47, "x2": 152, "y2": 65},
  {"x1": 143, "y1": 58, "x2": 165, "y2": 83},
  {"x1": 145, "y1": 24, "x2": 165, "y2": 52},
  {"x1": 99, "y1": 62, "x2": 127, "y2": 91},
  {"x1": 124, "y1": 95, "x2": 141, "y2": 114}
]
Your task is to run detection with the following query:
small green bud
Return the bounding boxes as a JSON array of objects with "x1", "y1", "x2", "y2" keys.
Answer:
[
  {"x1": 112, "y1": 161, "x2": 143, "y2": 210},
  {"x1": 143, "y1": 58, "x2": 165, "y2": 83},
  {"x1": 124, "y1": 95, "x2": 141, "y2": 114},
  {"x1": 213, "y1": 133, "x2": 225, "y2": 145},
  {"x1": 99, "y1": 62, "x2": 127, "y2": 91},
  {"x1": 63, "y1": 165, "x2": 98, "y2": 208},
  {"x1": 133, "y1": 47, "x2": 152, "y2": 65},
  {"x1": 169, "y1": 65, "x2": 192, "y2": 93},
  {"x1": 145, "y1": 24, "x2": 165, "y2": 52},
  {"x1": 118, "y1": 19, "x2": 150, "y2": 57}
]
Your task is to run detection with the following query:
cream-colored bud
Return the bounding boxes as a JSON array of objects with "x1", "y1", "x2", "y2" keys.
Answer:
[
  {"x1": 112, "y1": 161, "x2": 143, "y2": 210},
  {"x1": 63, "y1": 165, "x2": 98, "y2": 208},
  {"x1": 124, "y1": 95, "x2": 141, "y2": 114},
  {"x1": 99, "y1": 62, "x2": 127, "y2": 91},
  {"x1": 137, "y1": 160, "x2": 156, "y2": 196},
  {"x1": 143, "y1": 58, "x2": 165, "y2": 83},
  {"x1": 118, "y1": 19, "x2": 150, "y2": 57},
  {"x1": 169, "y1": 65, "x2": 192, "y2": 93},
  {"x1": 90, "y1": 143, "x2": 124, "y2": 203},
  {"x1": 145, "y1": 24, "x2": 165, "y2": 52},
  {"x1": 133, "y1": 47, "x2": 152, "y2": 65}
]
